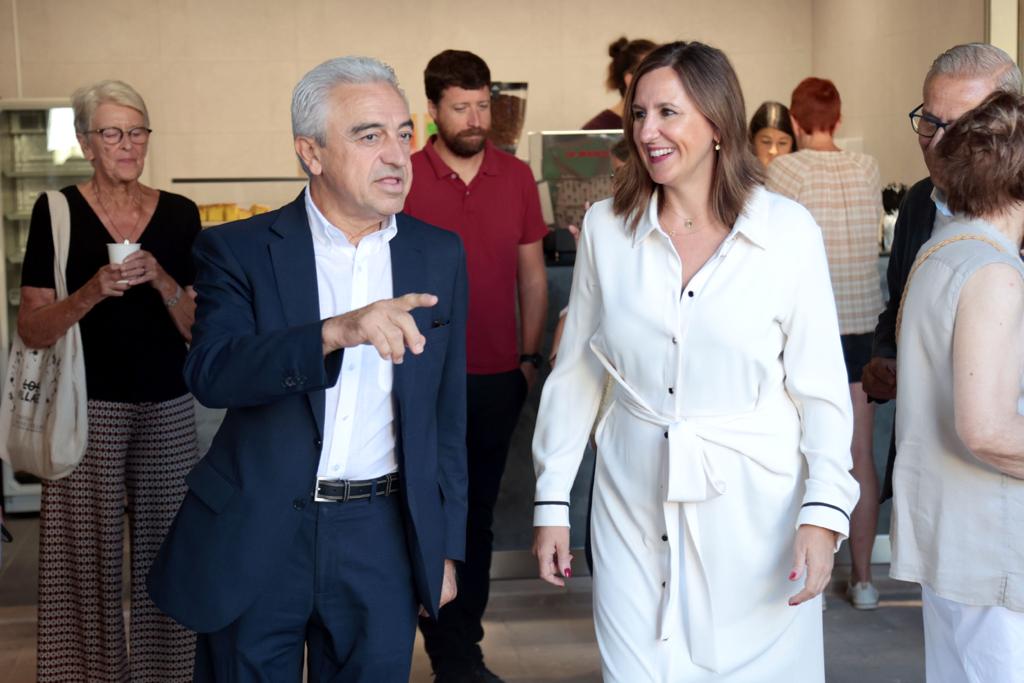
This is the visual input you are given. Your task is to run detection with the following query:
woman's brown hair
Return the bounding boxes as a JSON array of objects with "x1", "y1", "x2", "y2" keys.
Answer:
[
  {"x1": 934, "y1": 90, "x2": 1024, "y2": 218},
  {"x1": 613, "y1": 41, "x2": 762, "y2": 231},
  {"x1": 606, "y1": 37, "x2": 657, "y2": 96}
]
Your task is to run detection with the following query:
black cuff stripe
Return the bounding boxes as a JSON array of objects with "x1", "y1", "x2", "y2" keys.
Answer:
[
  {"x1": 533, "y1": 501, "x2": 569, "y2": 507},
  {"x1": 801, "y1": 502, "x2": 850, "y2": 522}
]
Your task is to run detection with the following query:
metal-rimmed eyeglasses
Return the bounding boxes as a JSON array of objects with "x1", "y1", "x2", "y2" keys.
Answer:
[
  {"x1": 88, "y1": 126, "x2": 152, "y2": 145},
  {"x1": 908, "y1": 104, "x2": 951, "y2": 138}
]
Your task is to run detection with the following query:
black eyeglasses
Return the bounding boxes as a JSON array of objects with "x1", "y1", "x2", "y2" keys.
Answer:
[
  {"x1": 908, "y1": 104, "x2": 951, "y2": 138},
  {"x1": 88, "y1": 126, "x2": 152, "y2": 145}
]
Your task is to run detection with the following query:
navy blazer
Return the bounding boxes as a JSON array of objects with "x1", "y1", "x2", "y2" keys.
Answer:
[{"x1": 147, "y1": 193, "x2": 468, "y2": 634}]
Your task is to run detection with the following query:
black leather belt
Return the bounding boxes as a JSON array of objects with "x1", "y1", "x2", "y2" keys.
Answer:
[{"x1": 314, "y1": 472, "x2": 399, "y2": 503}]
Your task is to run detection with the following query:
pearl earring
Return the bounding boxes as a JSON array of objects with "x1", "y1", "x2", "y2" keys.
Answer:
[{"x1": 714, "y1": 141, "x2": 721, "y2": 151}]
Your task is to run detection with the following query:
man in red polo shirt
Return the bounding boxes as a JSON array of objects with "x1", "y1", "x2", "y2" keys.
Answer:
[{"x1": 404, "y1": 49, "x2": 548, "y2": 683}]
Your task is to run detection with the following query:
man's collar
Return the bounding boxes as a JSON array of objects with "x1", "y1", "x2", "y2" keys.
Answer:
[
  {"x1": 631, "y1": 186, "x2": 769, "y2": 249},
  {"x1": 421, "y1": 135, "x2": 500, "y2": 180},
  {"x1": 304, "y1": 185, "x2": 397, "y2": 249}
]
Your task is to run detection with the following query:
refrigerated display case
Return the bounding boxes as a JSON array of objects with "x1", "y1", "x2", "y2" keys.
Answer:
[{"x1": 0, "y1": 99, "x2": 92, "y2": 512}]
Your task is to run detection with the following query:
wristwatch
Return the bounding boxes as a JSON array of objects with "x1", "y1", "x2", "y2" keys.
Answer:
[{"x1": 519, "y1": 353, "x2": 544, "y2": 368}]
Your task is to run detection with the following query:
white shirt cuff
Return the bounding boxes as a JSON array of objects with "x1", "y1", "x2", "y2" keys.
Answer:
[{"x1": 533, "y1": 501, "x2": 570, "y2": 527}]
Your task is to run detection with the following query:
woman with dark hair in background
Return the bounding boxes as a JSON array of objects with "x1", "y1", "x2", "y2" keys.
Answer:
[
  {"x1": 765, "y1": 77, "x2": 884, "y2": 611},
  {"x1": 749, "y1": 100, "x2": 797, "y2": 166},
  {"x1": 891, "y1": 90, "x2": 1024, "y2": 682},
  {"x1": 533, "y1": 41, "x2": 858, "y2": 681},
  {"x1": 582, "y1": 36, "x2": 656, "y2": 130}
]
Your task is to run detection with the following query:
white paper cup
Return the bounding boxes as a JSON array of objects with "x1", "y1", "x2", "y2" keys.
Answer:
[{"x1": 107, "y1": 243, "x2": 141, "y2": 283}]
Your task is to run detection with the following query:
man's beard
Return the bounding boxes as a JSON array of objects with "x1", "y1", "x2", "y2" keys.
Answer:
[{"x1": 438, "y1": 125, "x2": 488, "y2": 158}]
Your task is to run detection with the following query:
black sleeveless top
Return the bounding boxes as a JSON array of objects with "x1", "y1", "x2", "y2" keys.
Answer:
[{"x1": 21, "y1": 185, "x2": 200, "y2": 402}]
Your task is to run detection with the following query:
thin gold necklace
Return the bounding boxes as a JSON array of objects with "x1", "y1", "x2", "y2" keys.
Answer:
[
  {"x1": 665, "y1": 218, "x2": 699, "y2": 237},
  {"x1": 662, "y1": 202, "x2": 705, "y2": 237},
  {"x1": 92, "y1": 178, "x2": 145, "y2": 243}
]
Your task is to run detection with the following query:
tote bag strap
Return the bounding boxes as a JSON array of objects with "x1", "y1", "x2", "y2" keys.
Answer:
[
  {"x1": 895, "y1": 233, "x2": 1006, "y2": 344},
  {"x1": 45, "y1": 191, "x2": 72, "y2": 300}
]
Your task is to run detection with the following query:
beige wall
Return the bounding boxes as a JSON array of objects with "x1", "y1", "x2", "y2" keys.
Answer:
[
  {"x1": 811, "y1": 0, "x2": 985, "y2": 186},
  {"x1": 0, "y1": 0, "x2": 987, "y2": 204},
  {"x1": 0, "y1": 0, "x2": 811, "y2": 205}
]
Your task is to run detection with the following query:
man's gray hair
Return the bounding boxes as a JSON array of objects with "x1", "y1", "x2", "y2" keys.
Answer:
[
  {"x1": 292, "y1": 56, "x2": 402, "y2": 147},
  {"x1": 925, "y1": 42, "x2": 1022, "y2": 95}
]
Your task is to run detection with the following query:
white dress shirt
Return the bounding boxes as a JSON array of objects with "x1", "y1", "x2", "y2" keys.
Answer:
[
  {"x1": 533, "y1": 188, "x2": 858, "y2": 533},
  {"x1": 305, "y1": 188, "x2": 398, "y2": 481}
]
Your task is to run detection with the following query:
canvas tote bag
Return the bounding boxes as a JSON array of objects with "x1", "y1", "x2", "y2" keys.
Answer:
[{"x1": 0, "y1": 190, "x2": 88, "y2": 479}]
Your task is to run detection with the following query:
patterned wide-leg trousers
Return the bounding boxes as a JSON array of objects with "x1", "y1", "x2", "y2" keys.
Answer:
[{"x1": 36, "y1": 394, "x2": 199, "y2": 682}]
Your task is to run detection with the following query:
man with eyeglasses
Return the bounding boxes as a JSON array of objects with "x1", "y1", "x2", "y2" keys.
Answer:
[{"x1": 862, "y1": 42, "x2": 1022, "y2": 496}]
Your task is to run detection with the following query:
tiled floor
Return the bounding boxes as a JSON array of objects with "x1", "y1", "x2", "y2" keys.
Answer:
[{"x1": 1, "y1": 514, "x2": 925, "y2": 682}]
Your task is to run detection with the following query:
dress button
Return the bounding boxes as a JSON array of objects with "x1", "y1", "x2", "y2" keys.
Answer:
[
  {"x1": 662, "y1": 581, "x2": 667, "y2": 588},
  {"x1": 687, "y1": 291, "x2": 694, "y2": 298},
  {"x1": 671, "y1": 337, "x2": 678, "y2": 344},
  {"x1": 661, "y1": 534, "x2": 668, "y2": 541},
  {"x1": 314, "y1": 438, "x2": 323, "y2": 448},
  {"x1": 292, "y1": 498, "x2": 306, "y2": 510},
  {"x1": 668, "y1": 387, "x2": 674, "y2": 394},
  {"x1": 663, "y1": 431, "x2": 668, "y2": 439}
]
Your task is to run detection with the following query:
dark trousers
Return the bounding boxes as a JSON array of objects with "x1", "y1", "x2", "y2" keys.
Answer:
[
  {"x1": 194, "y1": 493, "x2": 417, "y2": 683},
  {"x1": 419, "y1": 369, "x2": 528, "y2": 673}
]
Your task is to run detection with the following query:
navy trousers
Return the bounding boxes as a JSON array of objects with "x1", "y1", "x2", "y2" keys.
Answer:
[{"x1": 193, "y1": 492, "x2": 418, "y2": 683}]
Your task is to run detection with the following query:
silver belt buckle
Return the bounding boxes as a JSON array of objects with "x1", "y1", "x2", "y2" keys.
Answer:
[{"x1": 313, "y1": 477, "x2": 349, "y2": 503}]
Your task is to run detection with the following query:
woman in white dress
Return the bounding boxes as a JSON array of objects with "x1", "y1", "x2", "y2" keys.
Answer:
[
  {"x1": 531, "y1": 41, "x2": 860, "y2": 682},
  {"x1": 890, "y1": 90, "x2": 1024, "y2": 682}
]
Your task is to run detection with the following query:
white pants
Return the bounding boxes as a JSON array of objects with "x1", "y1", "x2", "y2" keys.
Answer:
[{"x1": 922, "y1": 584, "x2": 1024, "y2": 683}]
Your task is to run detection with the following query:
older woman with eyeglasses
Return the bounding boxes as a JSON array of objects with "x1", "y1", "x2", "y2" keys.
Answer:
[{"x1": 18, "y1": 79, "x2": 200, "y2": 682}]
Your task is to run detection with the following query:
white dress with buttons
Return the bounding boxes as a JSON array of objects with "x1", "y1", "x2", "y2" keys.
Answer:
[{"x1": 533, "y1": 188, "x2": 859, "y2": 682}]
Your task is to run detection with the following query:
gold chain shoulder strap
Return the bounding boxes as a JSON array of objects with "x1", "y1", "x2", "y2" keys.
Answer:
[{"x1": 895, "y1": 234, "x2": 1006, "y2": 343}]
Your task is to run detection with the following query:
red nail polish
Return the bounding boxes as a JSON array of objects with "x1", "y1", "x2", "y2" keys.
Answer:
[
  {"x1": 564, "y1": 568, "x2": 572, "y2": 578},
  {"x1": 788, "y1": 571, "x2": 798, "y2": 580}
]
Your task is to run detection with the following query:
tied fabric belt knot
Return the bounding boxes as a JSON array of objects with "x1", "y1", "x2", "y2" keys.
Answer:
[{"x1": 615, "y1": 390, "x2": 723, "y2": 673}]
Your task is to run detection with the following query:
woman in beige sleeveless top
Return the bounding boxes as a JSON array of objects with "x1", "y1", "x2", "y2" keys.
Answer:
[{"x1": 891, "y1": 90, "x2": 1024, "y2": 683}]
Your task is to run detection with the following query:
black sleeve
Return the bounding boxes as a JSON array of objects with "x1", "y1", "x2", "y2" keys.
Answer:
[
  {"x1": 871, "y1": 178, "x2": 934, "y2": 360},
  {"x1": 157, "y1": 194, "x2": 202, "y2": 288},
  {"x1": 21, "y1": 193, "x2": 56, "y2": 289}
]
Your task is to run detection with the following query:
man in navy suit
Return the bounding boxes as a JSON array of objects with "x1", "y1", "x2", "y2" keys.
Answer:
[{"x1": 147, "y1": 56, "x2": 468, "y2": 682}]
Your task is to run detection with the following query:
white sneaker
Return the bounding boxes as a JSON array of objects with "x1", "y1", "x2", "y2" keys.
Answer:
[{"x1": 846, "y1": 581, "x2": 880, "y2": 610}]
